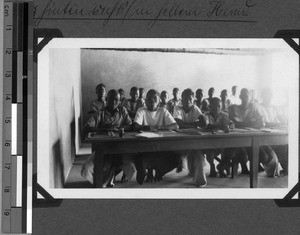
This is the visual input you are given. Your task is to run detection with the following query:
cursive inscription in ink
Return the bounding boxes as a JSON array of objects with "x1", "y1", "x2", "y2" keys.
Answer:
[{"x1": 33, "y1": 0, "x2": 257, "y2": 30}]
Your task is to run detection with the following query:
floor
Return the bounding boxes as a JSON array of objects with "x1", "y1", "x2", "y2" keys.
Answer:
[{"x1": 65, "y1": 154, "x2": 288, "y2": 189}]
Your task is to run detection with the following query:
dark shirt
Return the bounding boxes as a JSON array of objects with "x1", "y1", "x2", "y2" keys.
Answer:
[
  {"x1": 123, "y1": 98, "x2": 145, "y2": 119},
  {"x1": 85, "y1": 105, "x2": 132, "y2": 130}
]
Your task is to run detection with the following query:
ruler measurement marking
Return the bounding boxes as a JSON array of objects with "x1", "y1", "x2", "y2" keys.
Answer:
[
  {"x1": 3, "y1": 1, "x2": 32, "y2": 233},
  {"x1": 2, "y1": 1, "x2": 13, "y2": 233}
]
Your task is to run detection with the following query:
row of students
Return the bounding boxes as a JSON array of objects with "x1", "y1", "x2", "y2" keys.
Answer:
[
  {"x1": 83, "y1": 85, "x2": 287, "y2": 187},
  {"x1": 88, "y1": 84, "x2": 239, "y2": 115},
  {"x1": 82, "y1": 88, "x2": 207, "y2": 187}
]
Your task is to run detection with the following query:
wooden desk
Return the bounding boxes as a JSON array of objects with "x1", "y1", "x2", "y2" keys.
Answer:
[{"x1": 86, "y1": 129, "x2": 288, "y2": 188}]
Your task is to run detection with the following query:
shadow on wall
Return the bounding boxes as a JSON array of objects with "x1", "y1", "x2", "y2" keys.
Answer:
[
  {"x1": 52, "y1": 139, "x2": 65, "y2": 188},
  {"x1": 51, "y1": 87, "x2": 77, "y2": 188},
  {"x1": 70, "y1": 116, "x2": 76, "y2": 163},
  {"x1": 51, "y1": 116, "x2": 77, "y2": 188},
  {"x1": 70, "y1": 87, "x2": 76, "y2": 162},
  {"x1": 78, "y1": 115, "x2": 84, "y2": 142}
]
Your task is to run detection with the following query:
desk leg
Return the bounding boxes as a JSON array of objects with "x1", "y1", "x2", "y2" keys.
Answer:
[
  {"x1": 250, "y1": 138, "x2": 259, "y2": 188},
  {"x1": 94, "y1": 146, "x2": 104, "y2": 188}
]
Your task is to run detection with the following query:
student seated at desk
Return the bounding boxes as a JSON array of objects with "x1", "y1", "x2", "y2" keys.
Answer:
[
  {"x1": 205, "y1": 87, "x2": 215, "y2": 110},
  {"x1": 220, "y1": 89, "x2": 231, "y2": 114},
  {"x1": 219, "y1": 88, "x2": 281, "y2": 178},
  {"x1": 159, "y1": 90, "x2": 169, "y2": 109},
  {"x1": 89, "y1": 83, "x2": 106, "y2": 114},
  {"x1": 81, "y1": 89, "x2": 135, "y2": 187},
  {"x1": 259, "y1": 87, "x2": 288, "y2": 175},
  {"x1": 123, "y1": 87, "x2": 145, "y2": 120},
  {"x1": 133, "y1": 89, "x2": 178, "y2": 131},
  {"x1": 229, "y1": 85, "x2": 241, "y2": 105},
  {"x1": 173, "y1": 88, "x2": 208, "y2": 187},
  {"x1": 203, "y1": 97, "x2": 234, "y2": 177},
  {"x1": 250, "y1": 89, "x2": 259, "y2": 104},
  {"x1": 133, "y1": 89, "x2": 179, "y2": 184},
  {"x1": 194, "y1": 89, "x2": 209, "y2": 113},
  {"x1": 167, "y1": 87, "x2": 182, "y2": 115},
  {"x1": 139, "y1": 87, "x2": 146, "y2": 102},
  {"x1": 118, "y1": 88, "x2": 126, "y2": 106}
]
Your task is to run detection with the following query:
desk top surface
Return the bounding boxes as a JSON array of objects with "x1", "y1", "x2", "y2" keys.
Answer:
[{"x1": 86, "y1": 128, "x2": 288, "y2": 143}]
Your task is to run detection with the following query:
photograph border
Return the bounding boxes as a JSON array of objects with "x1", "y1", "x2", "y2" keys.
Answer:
[{"x1": 35, "y1": 37, "x2": 299, "y2": 199}]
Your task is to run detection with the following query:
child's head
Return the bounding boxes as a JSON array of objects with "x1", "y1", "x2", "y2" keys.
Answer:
[
  {"x1": 208, "y1": 87, "x2": 215, "y2": 98},
  {"x1": 96, "y1": 83, "x2": 106, "y2": 100},
  {"x1": 261, "y1": 87, "x2": 273, "y2": 105},
  {"x1": 130, "y1": 87, "x2": 139, "y2": 102},
  {"x1": 196, "y1": 89, "x2": 204, "y2": 101},
  {"x1": 220, "y1": 89, "x2": 228, "y2": 101},
  {"x1": 172, "y1": 88, "x2": 180, "y2": 99},
  {"x1": 181, "y1": 88, "x2": 195, "y2": 110},
  {"x1": 107, "y1": 89, "x2": 120, "y2": 110},
  {"x1": 160, "y1": 90, "x2": 169, "y2": 104},
  {"x1": 232, "y1": 85, "x2": 238, "y2": 96},
  {"x1": 139, "y1": 88, "x2": 145, "y2": 99},
  {"x1": 146, "y1": 89, "x2": 160, "y2": 111},
  {"x1": 239, "y1": 88, "x2": 250, "y2": 105},
  {"x1": 118, "y1": 88, "x2": 125, "y2": 98},
  {"x1": 210, "y1": 97, "x2": 221, "y2": 116}
]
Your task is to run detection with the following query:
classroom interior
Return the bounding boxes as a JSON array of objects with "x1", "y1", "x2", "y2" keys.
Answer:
[{"x1": 37, "y1": 39, "x2": 298, "y2": 191}]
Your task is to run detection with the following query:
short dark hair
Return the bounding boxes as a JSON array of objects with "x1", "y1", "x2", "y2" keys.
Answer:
[
  {"x1": 173, "y1": 87, "x2": 179, "y2": 93},
  {"x1": 118, "y1": 88, "x2": 124, "y2": 93},
  {"x1": 181, "y1": 88, "x2": 195, "y2": 100},
  {"x1": 95, "y1": 83, "x2": 105, "y2": 92},
  {"x1": 221, "y1": 89, "x2": 227, "y2": 96},
  {"x1": 240, "y1": 88, "x2": 250, "y2": 96},
  {"x1": 208, "y1": 87, "x2": 215, "y2": 93},
  {"x1": 130, "y1": 87, "x2": 139, "y2": 93},
  {"x1": 107, "y1": 89, "x2": 119, "y2": 99},
  {"x1": 210, "y1": 97, "x2": 221, "y2": 106},
  {"x1": 146, "y1": 89, "x2": 160, "y2": 99},
  {"x1": 196, "y1": 89, "x2": 204, "y2": 97},
  {"x1": 161, "y1": 90, "x2": 168, "y2": 96}
]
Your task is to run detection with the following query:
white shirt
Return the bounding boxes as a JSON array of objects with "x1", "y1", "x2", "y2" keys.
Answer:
[
  {"x1": 229, "y1": 95, "x2": 241, "y2": 105},
  {"x1": 259, "y1": 104, "x2": 280, "y2": 123},
  {"x1": 134, "y1": 107, "x2": 176, "y2": 126},
  {"x1": 173, "y1": 105, "x2": 202, "y2": 122}
]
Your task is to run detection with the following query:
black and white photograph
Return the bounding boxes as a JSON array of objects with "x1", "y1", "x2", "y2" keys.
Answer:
[{"x1": 37, "y1": 38, "x2": 298, "y2": 198}]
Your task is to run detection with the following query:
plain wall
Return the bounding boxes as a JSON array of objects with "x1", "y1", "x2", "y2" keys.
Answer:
[
  {"x1": 48, "y1": 48, "x2": 81, "y2": 188},
  {"x1": 81, "y1": 49, "x2": 275, "y2": 125}
]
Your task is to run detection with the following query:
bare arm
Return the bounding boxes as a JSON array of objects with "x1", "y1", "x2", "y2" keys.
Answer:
[
  {"x1": 175, "y1": 115, "x2": 206, "y2": 129},
  {"x1": 158, "y1": 123, "x2": 179, "y2": 130}
]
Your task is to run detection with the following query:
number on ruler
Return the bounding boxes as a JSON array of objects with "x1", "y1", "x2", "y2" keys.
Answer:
[
  {"x1": 5, "y1": 49, "x2": 12, "y2": 54},
  {"x1": 4, "y1": 5, "x2": 9, "y2": 17},
  {"x1": 5, "y1": 71, "x2": 11, "y2": 78},
  {"x1": 6, "y1": 25, "x2": 12, "y2": 31},
  {"x1": 6, "y1": 95, "x2": 11, "y2": 100},
  {"x1": 4, "y1": 117, "x2": 11, "y2": 124},
  {"x1": 4, "y1": 163, "x2": 11, "y2": 170},
  {"x1": 4, "y1": 187, "x2": 10, "y2": 193},
  {"x1": 3, "y1": 209, "x2": 10, "y2": 216},
  {"x1": 4, "y1": 141, "x2": 10, "y2": 147}
]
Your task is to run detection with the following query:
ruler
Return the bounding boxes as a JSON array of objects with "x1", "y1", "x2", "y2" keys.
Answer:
[
  {"x1": 2, "y1": 1, "x2": 33, "y2": 233},
  {"x1": 2, "y1": 1, "x2": 13, "y2": 233}
]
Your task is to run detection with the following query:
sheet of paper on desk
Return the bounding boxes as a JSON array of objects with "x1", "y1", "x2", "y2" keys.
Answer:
[
  {"x1": 260, "y1": 128, "x2": 286, "y2": 132},
  {"x1": 234, "y1": 128, "x2": 260, "y2": 132},
  {"x1": 135, "y1": 132, "x2": 161, "y2": 138}
]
